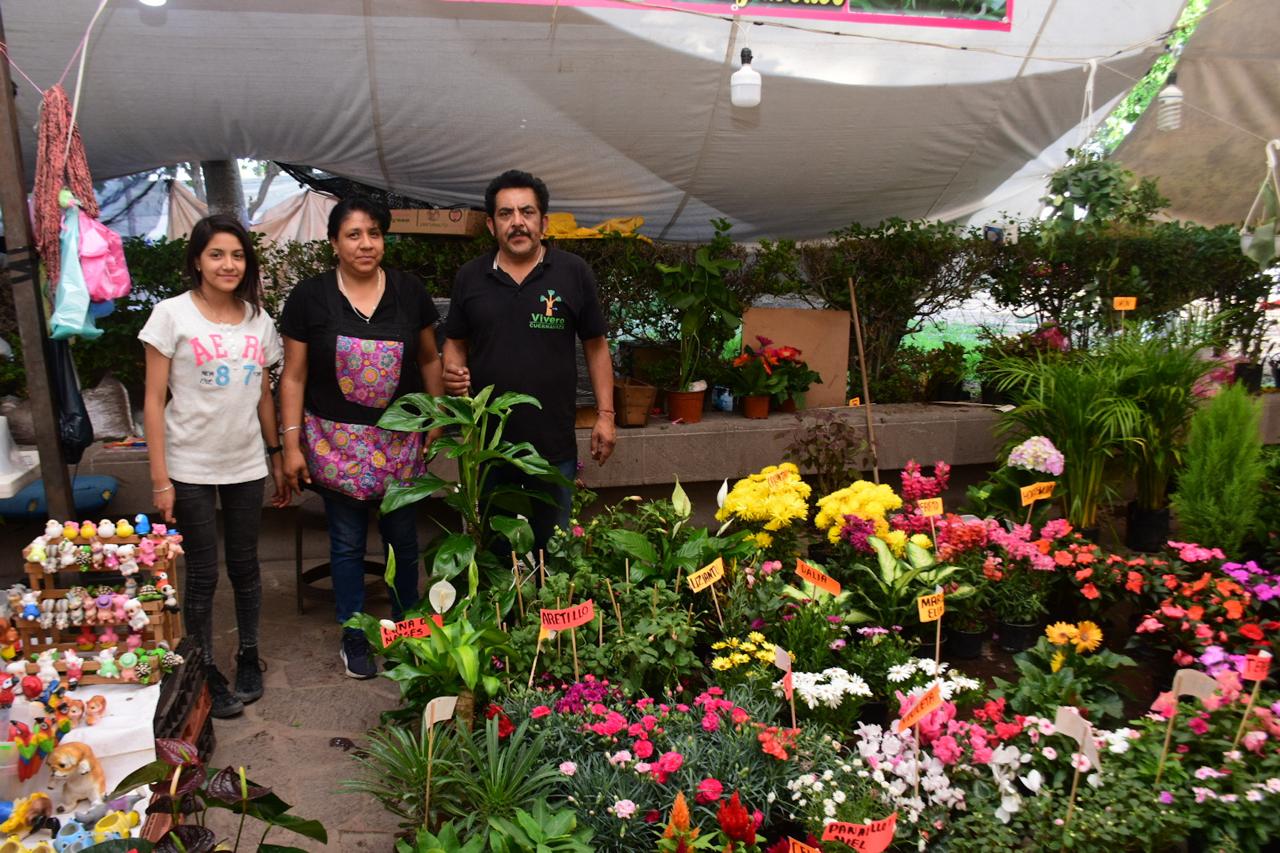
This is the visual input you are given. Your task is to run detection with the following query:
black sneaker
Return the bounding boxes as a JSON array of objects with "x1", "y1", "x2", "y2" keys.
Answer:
[
  {"x1": 234, "y1": 645, "x2": 265, "y2": 704},
  {"x1": 207, "y1": 666, "x2": 244, "y2": 718},
  {"x1": 340, "y1": 629, "x2": 377, "y2": 680}
]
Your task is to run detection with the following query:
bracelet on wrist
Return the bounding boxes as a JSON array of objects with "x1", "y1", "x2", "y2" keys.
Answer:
[
  {"x1": 281, "y1": 425, "x2": 302, "y2": 435},
  {"x1": 266, "y1": 444, "x2": 283, "y2": 457},
  {"x1": 153, "y1": 484, "x2": 173, "y2": 494}
]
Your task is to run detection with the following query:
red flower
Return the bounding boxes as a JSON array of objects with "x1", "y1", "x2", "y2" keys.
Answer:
[
  {"x1": 716, "y1": 792, "x2": 757, "y2": 844},
  {"x1": 695, "y1": 777, "x2": 724, "y2": 804},
  {"x1": 1240, "y1": 623, "x2": 1265, "y2": 641},
  {"x1": 484, "y1": 704, "x2": 515, "y2": 739},
  {"x1": 644, "y1": 809, "x2": 662, "y2": 823},
  {"x1": 1081, "y1": 583, "x2": 1100, "y2": 600}
]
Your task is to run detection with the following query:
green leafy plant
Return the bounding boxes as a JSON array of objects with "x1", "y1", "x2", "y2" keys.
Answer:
[
  {"x1": 1170, "y1": 384, "x2": 1266, "y2": 554},
  {"x1": 843, "y1": 537, "x2": 973, "y2": 630},
  {"x1": 487, "y1": 799, "x2": 595, "y2": 853},
  {"x1": 378, "y1": 387, "x2": 567, "y2": 599},
  {"x1": 438, "y1": 717, "x2": 560, "y2": 839},
  {"x1": 655, "y1": 219, "x2": 743, "y2": 391},
  {"x1": 991, "y1": 623, "x2": 1135, "y2": 723},
  {"x1": 394, "y1": 821, "x2": 486, "y2": 853},
  {"x1": 782, "y1": 410, "x2": 866, "y2": 498},
  {"x1": 344, "y1": 722, "x2": 462, "y2": 831},
  {"x1": 101, "y1": 738, "x2": 327, "y2": 852}
]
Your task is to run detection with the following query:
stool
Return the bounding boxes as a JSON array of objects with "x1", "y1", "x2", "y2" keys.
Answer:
[{"x1": 293, "y1": 496, "x2": 387, "y2": 615}]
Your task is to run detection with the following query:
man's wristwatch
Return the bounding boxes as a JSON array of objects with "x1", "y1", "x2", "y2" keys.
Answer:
[{"x1": 266, "y1": 445, "x2": 283, "y2": 457}]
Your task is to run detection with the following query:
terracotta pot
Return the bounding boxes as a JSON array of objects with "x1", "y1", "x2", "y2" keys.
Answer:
[
  {"x1": 778, "y1": 397, "x2": 798, "y2": 413},
  {"x1": 742, "y1": 395, "x2": 770, "y2": 419},
  {"x1": 665, "y1": 389, "x2": 705, "y2": 424}
]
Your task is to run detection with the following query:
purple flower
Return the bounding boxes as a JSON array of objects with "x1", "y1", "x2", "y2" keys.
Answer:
[
  {"x1": 750, "y1": 618, "x2": 765, "y2": 630},
  {"x1": 1159, "y1": 791, "x2": 1174, "y2": 805},
  {"x1": 829, "y1": 639, "x2": 847, "y2": 650}
]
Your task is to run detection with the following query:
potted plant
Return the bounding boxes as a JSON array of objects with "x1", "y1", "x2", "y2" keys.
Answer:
[
  {"x1": 655, "y1": 220, "x2": 742, "y2": 424},
  {"x1": 974, "y1": 323, "x2": 1069, "y2": 404},
  {"x1": 726, "y1": 341, "x2": 786, "y2": 419},
  {"x1": 923, "y1": 341, "x2": 971, "y2": 402},
  {"x1": 771, "y1": 344, "x2": 823, "y2": 412}
]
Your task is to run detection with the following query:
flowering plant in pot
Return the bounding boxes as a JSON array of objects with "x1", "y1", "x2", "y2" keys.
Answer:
[
  {"x1": 964, "y1": 435, "x2": 1064, "y2": 528},
  {"x1": 991, "y1": 620, "x2": 1135, "y2": 724},
  {"x1": 725, "y1": 344, "x2": 786, "y2": 417},
  {"x1": 714, "y1": 463, "x2": 812, "y2": 560}
]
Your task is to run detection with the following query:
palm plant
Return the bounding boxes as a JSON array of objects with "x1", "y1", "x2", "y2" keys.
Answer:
[
  {"x1": 344, "y1": 723, "x2": 463, "y2": 831},
  {"x1": 986, "y1": 352, "x2": 1143, "y2": 529},
  {"x1": 439, "y1": 717, "x2": 561, "y2": 837}
]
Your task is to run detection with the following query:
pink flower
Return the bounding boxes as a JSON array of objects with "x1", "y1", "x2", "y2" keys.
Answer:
[
  {"x1": 609, "y1": 799, "x2": 637, "y2": 819},
  {"x1": 559, "y1": 761, "x2": 577, "y2": 776},
  {"x1": 1159, "y1": 791, "x2": 1174, "y2": 805},
  {"x1": 1243, "y1": 731, "x2": 1268, "y2": 754},
  {"x1": 933, "y1": 735, "x2": 963, "y2": 765},
  {"x1": 1070, "y1": 753, "x2": 1092, "y2": 772},
  {"x1": 657, "y1": 751, "x2": 684, "y2": 773},
  {"x1": 1187, "y1": 716, "x2": 1210, "y2": 736},
  {"x1": 633, "y1": 738, "x2": 654, "y2": 759},
  {"x1": 634, "y1": 761, "x2": 651, "y2": 774},
  {"x1": 608, "y1": 750, "x2": 632, "y2": 766},
  {"x1": 1151, "y1": 692, "x2": 1176, "y2": 719},
  {"x1": 572, "y1": 525, "x2": 585, "y2": 537},
  {"x1": 530, "y1": 705, "x2": 551, "y2": 719},
  {"x1": 701, "y1": 713, "x2": 720, "y2": 733},
  {"x1": 1041, "y1": 746, "x2": 1058, "y2": 761},
  {"x1": 696, "y1": 777, "x2": 724, "y2": 804}
]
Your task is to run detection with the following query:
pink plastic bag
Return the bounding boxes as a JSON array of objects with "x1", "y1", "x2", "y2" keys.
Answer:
[{"x1": 77, "y1": 210, "x2": 131, "y2": 301}]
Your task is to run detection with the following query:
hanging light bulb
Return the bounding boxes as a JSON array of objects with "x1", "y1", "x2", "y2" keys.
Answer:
[
  {"x1": 138, "y1": 0, "x2": 168, "y2": 6},
  {"x1": 1156, "y1": 72, "x2": 1183, "y2": 131},
  {"x1": 730, "y1": 47, "x2": 761, "y2": 109}
]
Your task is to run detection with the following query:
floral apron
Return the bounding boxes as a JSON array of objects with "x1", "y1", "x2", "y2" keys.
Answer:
[{"x1": 304, "y1": 279, "x2": 423, "y2": 501}]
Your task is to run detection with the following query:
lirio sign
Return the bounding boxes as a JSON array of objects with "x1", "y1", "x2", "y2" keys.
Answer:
[{"x1": 441, "y1": 0, "x2": 1011, "y2": 29}]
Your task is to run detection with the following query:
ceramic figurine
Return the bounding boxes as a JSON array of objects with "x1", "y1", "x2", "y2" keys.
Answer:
[
  {"x1": 137, "y1": 538, "x2": 157, "y2": 567},
  {"x1": 65, "y1": 698, "x2": 84, "y2": 726},
  {"x1": 54, "y1": 599, "x2": 69, "y2": 631},
  {"x1": 109, "y1": 594, "x2": 127, "y2": 624},
  {"x1": 1, "y1": 624, "x2": 21, "y2": 661},
  {"x1": 84, "y1": 694, "x2": 106, "y2": 724},
  {"x1": 94, "y1": 650, "x2": 118, "y2": 679},
  {"x1": 6, "y1": 659, "x2": 27, "y2": 683},
  {"x1": 116, "y1": 544, "x2": 138, "y2": 577},
  {"x1": 117, "y1": 652, "x2": 138, "y2": 683},
  {"x1": 101, "y1": 544, "x2": 118, "y2": 570},
  {"x1": 43, "y1": 547, "x2": 58, "y2": 574},
  {"x1": 115, "y1": 518, "x2": 134, "y2": 537},
  {"x1": 124, "y1": 631, "x2": 142, "y2": 653},
  {"x1": 20, "y1": 592, "x2": 40, "y2": 621},
  {"x1": 44, "y1": 520, "x2": 63, "y2": 539},
  {"x1": 0, "y1": 674, "x2": 14, "y2": 708},
  {"x1": 123, "y1": 600, "x2": 149, "y2": 632},
  {"x1": 35, "y1": 651, "x2": 58, "y2": 690},
  {"x1": 0, "y1": 791, "x2": 55, "y2": 837},
  {"x1": 74, "y1": 792, "x2": 142, "y2": 826},
  {"x1": 165, "y1": 535, "x2": 183, "y2": 559},
  {"x1": 37, "y1": 599, "x2": 54, "y2": 630},
  {"x1": 62, "y1": 521, "x2": 79, "y2": 541},
  {"x1": 135, "y1": 584, "x2": 160, "y2": 602},
  {"x1": 123, "y1": 577, "x2": 137, "y2": 598},
  {"x1": 132, "y1": 514, "x2": 150, "y2": 535},
  {"x1": 151, "y1": 523, "x2": 166, "y2": 536},
  {"x1": 75, "y1": 545, "x2": 92, "y2": 570},
  {"x1": 22, "y1": 538, "x2": 47, "y2": 565},
  {"x1": 62, "y1": 650, "x2": 83, "y2": 689},
  {"x1": 89, "y1": 540, "x2": 104, "y2": 568},
  {"x1": 159, "y1": 584, "x2": 179, "y2": 613},
  {"x1": 96, "y1": 519, "x2": 115, "y2": 538},
  {"x1": 20, "y1": 674, "x2": 42, "y2": 700},
  {"x1": 57, "y1": 539, "x2": 78, "y2": 568},
  {"x1": 48, "y1": 742, "x2": 107, "y2": 813},
  {"x1": 93, "y1": 595, "x2": 113, "y2": 626},
  {"x1": 75, "y1": 625, "x2": 95, "y2": 652},
  {"x1": 66, "y1": 588, "x2": 86, "y2": 626},
  {"x1": 99, "y1": 624, "x2": 118, "y2": 646},
  {"x1": 78, "y1": 520, "x2": 96, "y2": 540}
]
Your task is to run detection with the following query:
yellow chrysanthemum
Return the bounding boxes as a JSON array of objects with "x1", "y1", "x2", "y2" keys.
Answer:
[
  {"x1": 1050, "y1": 650, "x2": 1067, "y2": 673},
  {"x1": 730, "y1": 652, "x2": 750, "y2": 665},
  {"x1": 1045, "y1": 622, "x2": 1078, "y2": 646},
  {"x1": 909, "y1": 533, "x2": 933, "y2": 551},
  {"x1": 716, "y1": 463, "x2": 812, "y2": 530},
  {"x1": 755, "y1": 652, "x2": 773, "y2": 663},
  {"x1": 813, "y1": 481, "x2": 903, "y2": 538},
  {"x1": 726, "y1": 638, "x2": 741, "y2": 648},
  {"x1": 711, "y1": 657, "x2": 732, "y2": 670},
  {"x1": 741, "y1": 642, "x2": 758, "y2": 653},
  {"x1": 748, "y1": 631, "x2": 766, "y2": 644},
  {"x1": 750, "y1": 531, "x2": 774, "y2": 549},
  {"x1": 883, "y1": 529, "x2": 909, "y2": 556},
  {"x1": 1074, "y1": 621, "x2": 1103, "y2": 654}
]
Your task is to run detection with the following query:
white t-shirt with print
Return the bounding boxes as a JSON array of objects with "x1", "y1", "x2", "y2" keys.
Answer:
[{"x1": 138, "y1": 292, "x2": 282, "y2": 485}]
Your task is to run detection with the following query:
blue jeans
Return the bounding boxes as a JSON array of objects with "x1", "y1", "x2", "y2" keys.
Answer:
[
  {"x1": 172, "y1": 478, "x2": 265, "y2": 666},
  {"x1": 320, "y1": 495, "x2": 420, "y2": 624},
  {"x1": 484, "y1": 459, "x2": 577, "y2": 556}
]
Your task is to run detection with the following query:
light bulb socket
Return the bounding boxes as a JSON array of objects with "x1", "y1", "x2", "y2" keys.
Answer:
[{"x1": 740, "y1": 47, "x2": 753, "y2": 66}]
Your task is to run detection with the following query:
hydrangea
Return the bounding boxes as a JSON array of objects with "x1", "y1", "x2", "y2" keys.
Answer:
[{"x1": 1007, "y1": 436, "x2": 1065, "y2": 476}]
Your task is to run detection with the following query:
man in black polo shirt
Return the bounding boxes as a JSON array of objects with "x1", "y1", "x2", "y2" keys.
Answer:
[{"x1": 443, "y1": 170, "x2": 616, "y2": 551}]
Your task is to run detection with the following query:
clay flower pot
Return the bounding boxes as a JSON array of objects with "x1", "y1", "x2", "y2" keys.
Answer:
[{"x1": 742, "y1": 395, "x2": 770, "y2": 419}]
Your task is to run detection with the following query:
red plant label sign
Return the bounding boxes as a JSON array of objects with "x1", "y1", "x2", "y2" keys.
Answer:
[
  {"x1": 1244, "y1": 651, "x2": 1273, "y2": 682},
  {"x1": 917, "y1": 592, "x2": 945, "y2": 623},
  {"x1": 782, "y1": 670, "x2": 794, "y2": 701},
  {"x1": 895, "y1": 684, "x2": 942, "y2": 734},
  {"x1": 917, "y1": 497, "x2": 943, "y2": 517},
  {"x1": 688, "y1": 557, "x2": 725, "y2": 592},
  {"x1": 379, "y1": 614, "x2": 444, "y2": 648},
  {"x1": 1019, "y1": 481, "x2": 1055, "y2": 506},
  {"x1": 1112, "y1": 296, "x2": 1137, "y2": 311},
  {"x1": 788, "y1": 838, "x2": 820, "y2": 853},
  {"x1": 821, "y1": 813, "x2": 897, "y2": 851},
  {"x1": 796, "y1": 559, "x2": 842, "y2": 595},
  {"x1": 539, "y1": 600, "x2": 596, "y2": 630}
]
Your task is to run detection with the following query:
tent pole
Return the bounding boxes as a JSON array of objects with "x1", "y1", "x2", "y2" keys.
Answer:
[{"x1": 0, "y1": 7, "x2": 76, "y2": 520}]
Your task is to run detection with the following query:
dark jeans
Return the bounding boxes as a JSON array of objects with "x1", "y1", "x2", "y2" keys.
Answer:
[
  {"x1": 485, "y1": 459, "x2": 577, "y2": 557},
  {"x1": 172, "y1": 479, "x2": 266, "y2": 667},
  {"x1": 320, "y1": 494, "x2": 420, "y2": 624}
]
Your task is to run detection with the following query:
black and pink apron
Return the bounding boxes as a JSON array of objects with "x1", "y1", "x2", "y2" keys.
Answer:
[{"x1": 303, "y1": 281, "x2": 424, "y2": 501}]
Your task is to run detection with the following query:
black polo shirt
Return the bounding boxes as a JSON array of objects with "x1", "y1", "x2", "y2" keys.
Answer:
[{"x1": 445, "y1": 246, "x2": 607, "y2": 463}]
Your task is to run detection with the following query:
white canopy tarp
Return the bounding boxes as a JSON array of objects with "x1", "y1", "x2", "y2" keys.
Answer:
[{"x1": 5, "y1": 0, "x2": 1185, "y2": 240}]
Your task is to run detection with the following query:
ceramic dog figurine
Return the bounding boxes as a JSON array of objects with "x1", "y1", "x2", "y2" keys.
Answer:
[
  {"x1": 46, "y1": 741, "x2": 106, "y2": 813},
  {"x1": 84, "y1": 695, "x2": 106, "y2": 725}
]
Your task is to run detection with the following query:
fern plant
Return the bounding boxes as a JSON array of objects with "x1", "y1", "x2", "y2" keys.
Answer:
[{"x1": 1170, "y1": 384, "x2": 1265, "y2": 554}]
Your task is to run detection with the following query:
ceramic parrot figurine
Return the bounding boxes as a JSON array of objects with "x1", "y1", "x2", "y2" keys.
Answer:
[{"x1": 132, "y1": 514, "x2": 151, "y2": 535}]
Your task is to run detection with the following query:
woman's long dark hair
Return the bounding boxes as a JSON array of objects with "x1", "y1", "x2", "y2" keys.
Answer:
[{"x1": 184, "y1": 214, "x2": 263, "y2": 316}]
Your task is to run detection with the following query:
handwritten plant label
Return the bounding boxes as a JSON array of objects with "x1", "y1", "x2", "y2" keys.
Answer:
[
  {"x1": 917, "y1": 591, "x2": 945, "y2": 623},
  {"x1": 687, "y1": 557, "x2": 726, "y2": 592},
  {"x1": 1172, "y1": 668, "x2": 1219, "y2": 702},
  {"x1": 917, "y1": 497, "x2": 943, "y2": 517},
  {"x1": 1243, "y1": 650, "x2": 1273, "y2": 682},
  {"x1": 1019, "y1": 481, "x2": 1056, "y2": 506},
  {"x1": 1112, "y1": 296, "x2": 1137, "y2": 311},
  {"x1": 821, "y1": 813, "x2": 897, "y2": 851},
  {"x1": 1053, "y1": 705, "x2": 1099, "y2": 768},
  {"x1": 895, "y1": 684, "x2": 941, "y2": 734},
  {"x1": 848, "y1": 397, "x2": 862, "y2": 407},
  {"x1": 788, "y1": 839, "x2": 820, "y2": 853},
  {"x1": 539, "y1": 600, "x2": 596, "y2": 630},
  {"x1": 796, "y1": 558, "x2": 842, "y2": 595},
  {"x1": 380, "y1": 614, "x2": 444, "y2": 648},
  {"x1": 423, "y1": 695, "x2": 457, "y2": 727}
]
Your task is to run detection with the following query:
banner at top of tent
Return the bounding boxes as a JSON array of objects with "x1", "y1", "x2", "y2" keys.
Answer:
[{"x1": 443, "y1": 0, "x2": 1012, "y2": 29}]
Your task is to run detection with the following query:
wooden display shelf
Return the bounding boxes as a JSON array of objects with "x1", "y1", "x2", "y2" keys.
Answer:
[{"x1": 23, "y1": 534, "x2": 181, "y2": 594}]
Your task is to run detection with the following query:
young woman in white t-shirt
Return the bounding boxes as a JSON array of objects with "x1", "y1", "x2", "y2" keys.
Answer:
[{"x1": 139, "y1": 214, "x2": 292, "y2": 719}]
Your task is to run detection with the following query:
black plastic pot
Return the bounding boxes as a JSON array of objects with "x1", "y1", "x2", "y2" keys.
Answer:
[
  {"x1": 980, "y1": 383, "x2": 1014, "y2": 406},
  {"x1": 858, "y1": 701, "x2": 889, "y2": 727},
  {"x1": 1234, "y1": 361, "x2": 1263, "y2": 394},
  {"x1": 946, "y1": 626, "x2": 986, "y2": 660},
  {"x1": 996, "y1": 620, "x2": 1041, "y2": 653},
  {"x1": 1125, "y1": 501, "x2": 1171, "y2": 554}
]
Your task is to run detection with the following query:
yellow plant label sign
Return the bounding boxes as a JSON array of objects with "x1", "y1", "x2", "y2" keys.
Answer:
[
  {"x1": 688, "y1": 557, "x2": 725, "y2": 592},
  {"x1": 1020, "y1": 481, "x2": 1055, "y2": 506},
  {"x1": 917, "y1": 591, "x2": 945, "y2": 623},
  {"x1": 1112, "y1": 296, "x2": 1137, "y2": 311},
  {"x1": 917, "y1": 497, "x2": 943, "y2": 517}
]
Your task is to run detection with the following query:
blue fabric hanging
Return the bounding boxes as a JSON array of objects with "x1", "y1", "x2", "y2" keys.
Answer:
[{"x1": 49, "y1": 205, "x2": 103, "y2": 341}]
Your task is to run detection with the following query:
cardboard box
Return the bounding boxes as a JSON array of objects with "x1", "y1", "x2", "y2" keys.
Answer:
[{"x1": 389, "y1": 208, "x2": 487, "y2": 237}]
